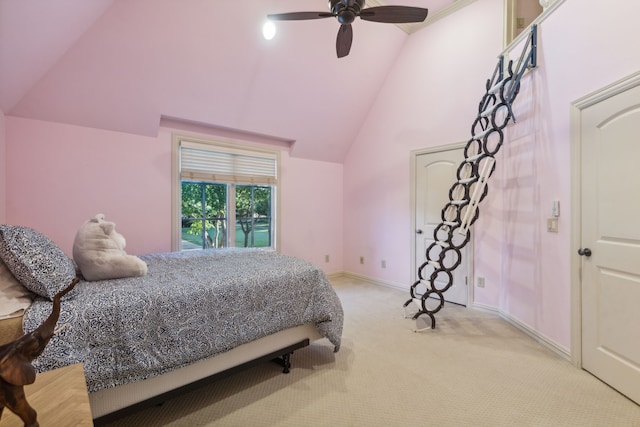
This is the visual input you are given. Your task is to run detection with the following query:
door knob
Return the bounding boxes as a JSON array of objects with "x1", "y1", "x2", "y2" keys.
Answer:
[
  {"x1": 416, "y1": 229, "x2": 423, "y2": 234},
  {"x1": 578, "y1": 248, "x2": 592, "y2": 257}
]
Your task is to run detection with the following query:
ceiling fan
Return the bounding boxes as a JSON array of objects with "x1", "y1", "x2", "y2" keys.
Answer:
[{"x1": 267, "y1": 0, "x2": 429, "y2": 58}]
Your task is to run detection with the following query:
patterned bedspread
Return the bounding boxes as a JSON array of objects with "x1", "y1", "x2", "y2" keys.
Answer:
[{"x1": 22, "y1": 249, "x2": 343, "y2": 393}]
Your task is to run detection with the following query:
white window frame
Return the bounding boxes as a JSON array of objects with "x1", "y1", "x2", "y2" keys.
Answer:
[{"x1": 171, "y1": 133, "x2": 280, "y2": 252}]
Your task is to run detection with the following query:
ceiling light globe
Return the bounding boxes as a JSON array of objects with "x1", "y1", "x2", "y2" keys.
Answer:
[{"x1": 263, "y1": 21, "x2": 276, "y2": 40}]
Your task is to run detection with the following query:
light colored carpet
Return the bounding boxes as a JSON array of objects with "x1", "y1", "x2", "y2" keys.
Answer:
[{"x1": 104, "y1": 276, "x2": 640, "y2": 426}]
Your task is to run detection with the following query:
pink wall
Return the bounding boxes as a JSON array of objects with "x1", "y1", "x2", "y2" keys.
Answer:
[
  {"x1": 4, "y1": 117, "x2": 344, "y2": 274},
  {"x1": 0, "y1": 0, "x2": 114, "y2": 112},
  {"x1": 0, "y1": 109, "x2": 5, "y2": 223},
  {"x1": 6, "y1": 0, "x2": 404, "y2": 164},
  {"x1": 280, "y1": 156, "x2": 344, "y2": 274},
  {"x1": 6, "y1": 117, "x2": 171, "y2": 256},
  {"x1": 495, "y1": 0, "x2": 640, "y2": 347},
  {"x1": 343, "y1": 0, "x2": 640, "y2": 351},
  {"x1": 344, "y1": 0, "x2": 504, "y2": 288}
]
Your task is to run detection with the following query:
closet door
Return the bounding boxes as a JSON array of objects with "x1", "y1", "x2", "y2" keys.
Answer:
[
  {"x1": 415, "y1": 147, "x2": 469, "y2": 306},
  {"x1": 580, "y1": 81, "x2": 640, "y2": 405}
]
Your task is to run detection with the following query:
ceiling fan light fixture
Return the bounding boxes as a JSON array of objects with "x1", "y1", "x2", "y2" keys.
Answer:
[
  {"x1": 332, "y1": 0, "x2": 363, "y2": 24},
  {"x1": 267, "y1": 0, "x2": 427, "y2": 58},
  {"x1": 263, "y1": 20, "x2": 276, "y2": 40},
  {"x1": 337, "y1": 11, "x2": 356, "y2": 24}
]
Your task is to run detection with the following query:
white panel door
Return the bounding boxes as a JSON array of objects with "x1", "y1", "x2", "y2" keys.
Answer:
[
  {"x1": 581, "y1": 83, "x2": 640, "y2": 404},
  {"x1": 415, "y1": 148, "x2": 469, "y2": 306}
]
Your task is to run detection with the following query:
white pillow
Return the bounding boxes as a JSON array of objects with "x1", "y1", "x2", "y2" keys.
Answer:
[
  {"x1": 0, "y1": 258, "x2": 34, "y2": 319},
  {"x1": 73, "y1": 214, "x2": 148, "y2": 281}
]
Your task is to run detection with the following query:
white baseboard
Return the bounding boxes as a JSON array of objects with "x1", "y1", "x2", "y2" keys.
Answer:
[
  {"x1": 469, "y1": 301, "x2": 500, "y2": 314},
  {"x1": 340, "y1": 271, "x2": 407, "y2": 292},
  {"x1": 337, "y1": 271, "x2": 571, "y2": 361},
  {"x1": 498, "y1": 311, "x2": 571, "y2": 361},
  {"x1": 326, "y1": 271, "x2": 347, "y2": 281}
]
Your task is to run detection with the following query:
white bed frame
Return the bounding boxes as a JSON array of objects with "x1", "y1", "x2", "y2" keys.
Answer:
[{"x1": 91, "y1": 324, "x2": 322, "y2": 424}]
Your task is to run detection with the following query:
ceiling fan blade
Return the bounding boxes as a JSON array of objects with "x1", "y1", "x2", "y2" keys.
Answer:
[
  {"x1": 359, "y1": 6, "x2": 428, "y2": 24},
  {"x1": 267, "y1": 12, "x2": 334, "y2": 21},
  {"x1": 336, "y1": 24, "x2": 353, "y2": 58}
]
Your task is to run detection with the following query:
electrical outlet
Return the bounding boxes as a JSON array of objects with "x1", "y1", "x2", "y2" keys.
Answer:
[
  {"x1": 477, "y1": 277, "x2": 485, "y2": 288},
  {"x1": 381, "y1": 260, "x2": 386, "y2": 268},
  {"x1": 359, "y1": 256, "x2": 364, "y2": 264},
  {"x1": 325, "y1": 254, "x2": 330, "y2": 263}
]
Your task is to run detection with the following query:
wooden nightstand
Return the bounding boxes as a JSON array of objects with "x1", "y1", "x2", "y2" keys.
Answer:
[{"x1": 0, "y1": 363, "x2": 92, "y2": 427}]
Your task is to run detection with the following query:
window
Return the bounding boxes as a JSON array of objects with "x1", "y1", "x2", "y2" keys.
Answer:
[{"x1": 172, "y1": 135, "x2": 279, "y2": 251}]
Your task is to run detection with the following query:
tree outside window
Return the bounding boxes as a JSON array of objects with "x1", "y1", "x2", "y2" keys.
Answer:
[
  {"x1": 236, "y1": 185, "x2": 272, "y2": 248},
  {"x1": 174, "y1": 135, "x2": 279, "y2": 252},
  {"x1": 181, "y1": 182, "x2": 273, "y2": 250},
  {"x1": 181, "y1": 182, "x2": 227, "y2": 249}
]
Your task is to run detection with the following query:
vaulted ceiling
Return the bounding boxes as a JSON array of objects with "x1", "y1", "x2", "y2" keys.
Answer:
[{"x1": 0, "y1": 0, "x2": 465, "y2": 163}]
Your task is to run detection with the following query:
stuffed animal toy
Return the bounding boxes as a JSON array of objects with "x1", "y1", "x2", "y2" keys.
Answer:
[{"x1": 72, "y1": 214, "x2": 147, "y2": 281}]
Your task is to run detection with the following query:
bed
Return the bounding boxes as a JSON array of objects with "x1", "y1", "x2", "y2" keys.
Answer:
[{"x1": 0, "y1": 225, "x2": 343, "y2": 424}]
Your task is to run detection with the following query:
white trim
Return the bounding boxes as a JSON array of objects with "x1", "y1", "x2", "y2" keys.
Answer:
[
  {"x1": 569, "y1": 102, "x2": 583, "y2": 368},
  {"x1": 503, "y1": 0, "x2": 517, "y2": 56},
  {"x1": 569, "y1": 70, "x2": 640, "y2": 368},
  {"x1": 572, "y1": 70, "x2": 640, "y2": 109},
  {"x1": 499, "y1": 311, "x2": 571, "y2": 361},
  {"x1": 325, "y1": 272, "x2": 346, "y2": 281},
  {"x1": 470, "y1": 301, "x2": 500, "y2": 314},
  {"x1": 171, "y1": 135, "x2": 181, "y2": 251},
  {"x1": 342, "y1": 271, "x2": 408, "y2": 292}
]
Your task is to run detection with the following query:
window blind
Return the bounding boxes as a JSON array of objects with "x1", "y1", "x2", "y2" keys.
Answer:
[{"x1": 180, "y1": 140, "x2": 277, "y2": 185}]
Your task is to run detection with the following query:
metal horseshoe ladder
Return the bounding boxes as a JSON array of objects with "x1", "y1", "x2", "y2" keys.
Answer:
[{"x1": 404, "y1": 25, "x2": 538, "y2": 331}]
